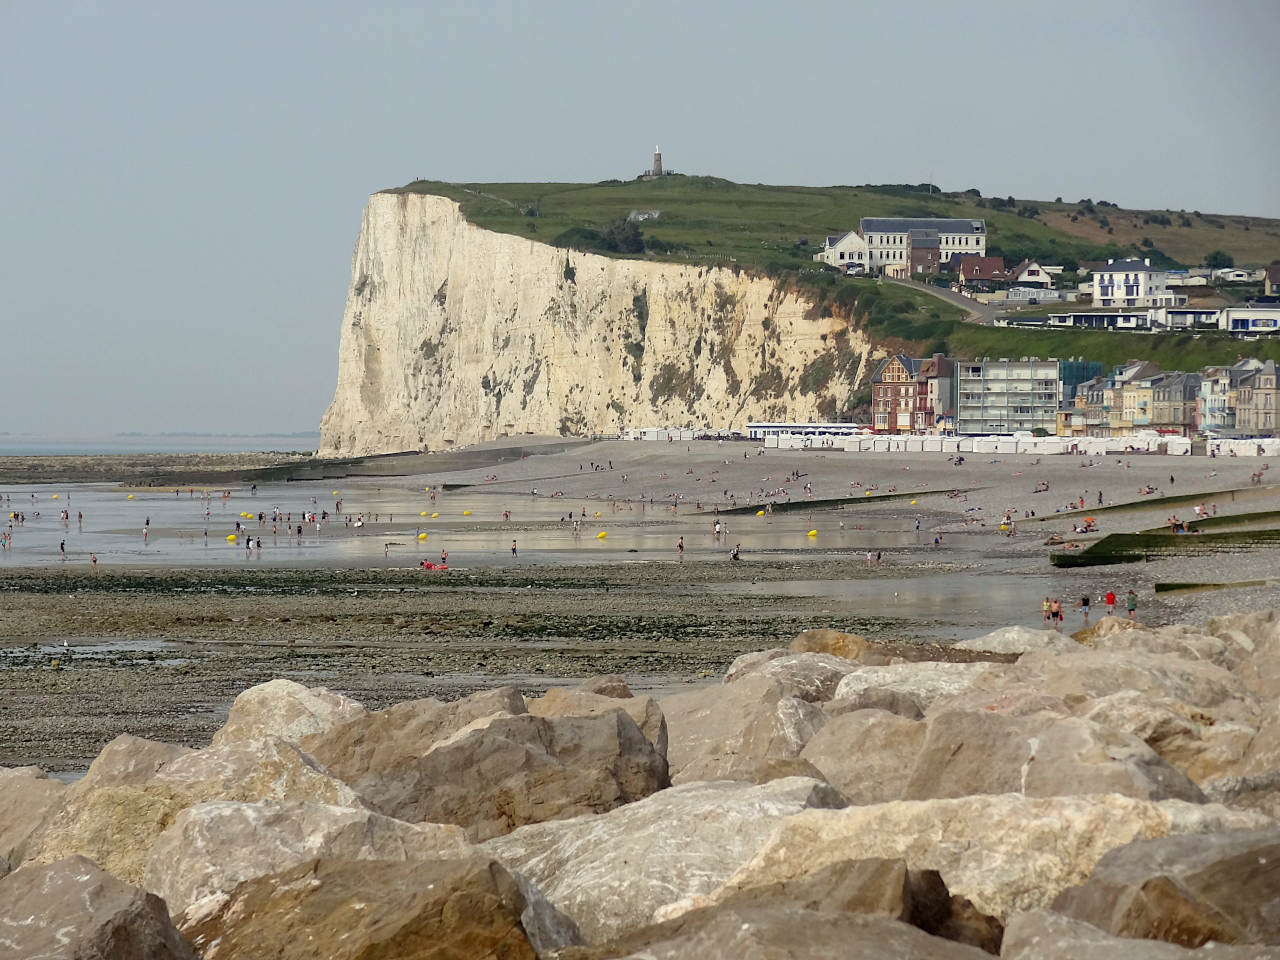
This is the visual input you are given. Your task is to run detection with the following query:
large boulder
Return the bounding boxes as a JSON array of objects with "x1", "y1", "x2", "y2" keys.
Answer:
[
  {"x1": 954, "y1": 625, "x2": 1080, "y2": 656},
  {"x1": 483, "y1": 776, "x2": 845, "y2": 944},
  {"x1": 724, "y1": 650, "x2": 862, "y2": 701},
  {"x1": 1077, "y1": 618, "x2": 1240, "y2": 668},
  {"x1": 1050, "y1": 828, "x2": 1280, "y2": 947},
  {"x1": 0, "y1": 766, "x2": 67, "y2": 876},
  {"x1": 210, "y1": 678, "x2": 366, "y2": 747},
  {"x1": 366, "y1": 710, "x2": 668, "y2": 839},
  {"x1": 526, "y1": 686, "x2": 667, "y2": 757},
  {"x1": 1208, "y1": 609, "x2": 1280, "y2": 698},
  {"x1": 1008, "y1": 650, "x2": 1252, "y2": 721},
  {"x1": 0, "y1": 855, "x2": 196, "y2": 960},
  {"x1": 27, "y1": 737, "x2": 362, "y2": 883},
  {"x1": 73, "y1": 734, "x2": 194, "y2": 794},
  {"x1": 1002, "y1": 908, "x2": 1275, "y2": 959},
  {"x1": 661, "y1": 674, "x2": 827, "y2": 784},
  {"x1": 824, "y1": 687, "x2": 924, "y2": 720},
  {"x1": 789, "y1": 627, "x2": 874, "y2": 661},
  {"x1": 563, "y1": 910, "x2": 990, "y2": 960},
  {"x1": 903, "y1": 710, "x2": 1205, "y2": 803},
  {"x1": 181, "y1": 856, "x2": 572, "y2": 960},
  {"x1": 800, "y1": 709, "x2": 927, "y2": 804},
  {"x1": 575, "y1": 674, "x2": 633, "y2": 698},
  {"x1": 714, "y1": 794, "x2": 1270, "y2": 922},
  {"x1": 144, "y1": 800, "x2": 475, "y2": 917},
  {"x1": 834, "y1": 661, "x2": 1005, "y2": 711},
  {"x1": 1079, "y1": 691, "x2": 1256, "y2": 785},
  {"x1": 301, "y1": 686, "x2": 527, "y2": 805}
]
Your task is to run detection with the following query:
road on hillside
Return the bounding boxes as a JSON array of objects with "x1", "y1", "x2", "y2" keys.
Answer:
[{"x1": 884, "y1": 277, "x2": 995, "y2": 325}]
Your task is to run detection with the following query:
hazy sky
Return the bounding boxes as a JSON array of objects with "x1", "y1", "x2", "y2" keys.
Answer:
[{"x1": 3, "y1": 0, "x2": 1277, "y2": 438}]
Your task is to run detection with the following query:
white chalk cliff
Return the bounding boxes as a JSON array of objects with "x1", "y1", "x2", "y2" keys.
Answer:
[{"x1": 318, "y1": 192, "x2": 879, "y2": 457}]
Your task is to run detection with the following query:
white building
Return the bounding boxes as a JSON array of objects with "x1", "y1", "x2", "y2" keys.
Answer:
[
  {"x1": 1007, "y1": 260, "x2": 1054, "y2": 288},
  {"x1": 812, "y1": 231, "x2": 869, "y2": 272},
  {"x1": 859, "y1": 218, "x2": 985, "y2": 273},
  {"x1": 1092, "y1": 258, "x2": 1182, "y2": 308},
  {"x1": 955, "y1": 358, "x2": 1062, "y2": 435}
]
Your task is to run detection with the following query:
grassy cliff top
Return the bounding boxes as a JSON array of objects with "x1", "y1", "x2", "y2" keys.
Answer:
[{"x1": 384, "y1": 176, "x2": 1280, "y2": 271}]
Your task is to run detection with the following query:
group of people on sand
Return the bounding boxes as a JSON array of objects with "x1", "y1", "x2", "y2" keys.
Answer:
[{"x1": 1042, "y1": 588, "x2": 1136, "y2": 630}]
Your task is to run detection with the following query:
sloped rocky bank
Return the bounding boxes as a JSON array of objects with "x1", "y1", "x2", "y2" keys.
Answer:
[{"x1": 3, "y1": 612, "x2": 1280, "y2": 958}]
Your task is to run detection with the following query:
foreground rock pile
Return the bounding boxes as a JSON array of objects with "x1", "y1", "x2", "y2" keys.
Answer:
[{"x1": 3, "y1": 612, "x2": 1280, "y2": 958}]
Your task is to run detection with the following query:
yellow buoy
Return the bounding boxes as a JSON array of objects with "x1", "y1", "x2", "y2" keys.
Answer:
[
  {"x1": 596, "y1": 531, "x2": 607, "y2": 539},
  {"x1": 1000, "y1": 524, "x2": 1008, "y2": 532},
  {"x1": 431, "y1": 512, "x2": 439, "y2": 519},
  {"x1": 419, "y1": 511, "x2": 428, "y2": 517},
  {"x1": 910, "y1": 499, "x2": 917, "y2": 505},
  {"x1": 52, "y1": 494, "x2": 58, "y2": 500},
  {"x1": 807, "y1": 529, "x2": 818, "y2": 537},
  {"x1": 594, "y1": 511, "x2": 602, "y2": 518},
  {"x1": 417, "y1": 532, "x2": 427, "y2": 540},
  {"x1": 462, "y1": 510, "x2": 471, "y2": 516},
  {"x1": 332, "y1": 490, "x2": 339, "y2": 496},
  {"x1": 756, "y1": 510, "x2": 765, "y2": 517},
  {"x1": 865, "y1": 491, "x2": 871, "y2": 496},
  {"x1": 226, "y1": 534, "x2": 237, "y2": 542},
  {"x1": 127, "y1": 494, "x2": 134, "y2": 500},
  {"x1": 425, "y1": 486, "x2": 430, "y2": 492}
]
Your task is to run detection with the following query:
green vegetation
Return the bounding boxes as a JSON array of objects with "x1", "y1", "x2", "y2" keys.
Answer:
[{"x1": 384, "y1": 177, "x2": 1280, "y2": 270}]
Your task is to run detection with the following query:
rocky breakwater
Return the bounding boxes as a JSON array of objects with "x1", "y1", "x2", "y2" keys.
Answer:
[
  {"x1": 2, "y1": 613, "x2": 1280, "y2": 958},
  {"x1": 317, "y1": 192, "x2": 878, "y2": 456}
]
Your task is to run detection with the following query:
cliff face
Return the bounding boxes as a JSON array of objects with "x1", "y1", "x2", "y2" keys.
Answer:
[{"x1": 318, "y1": 193, "x2": 879, "y2": 456}]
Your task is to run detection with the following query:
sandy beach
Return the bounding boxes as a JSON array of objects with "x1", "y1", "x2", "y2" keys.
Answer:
[{"x1": 3, "y1": 436, "x2": 1280, "y2": 772}]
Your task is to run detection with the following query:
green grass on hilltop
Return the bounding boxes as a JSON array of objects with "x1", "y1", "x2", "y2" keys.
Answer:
[{"x1": 385, "y1": 176, "x2": 1279, "y2": 270}]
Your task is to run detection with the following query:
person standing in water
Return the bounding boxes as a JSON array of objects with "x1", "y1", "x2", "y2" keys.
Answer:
[{"x1": 1079, "y1": 595, "x2": 1091, "y2": 626}]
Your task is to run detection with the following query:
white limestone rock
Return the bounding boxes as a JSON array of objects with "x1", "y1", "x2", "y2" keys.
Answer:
[{"x1": 483, "y1": 776, "x2": 845, "y2": 944}]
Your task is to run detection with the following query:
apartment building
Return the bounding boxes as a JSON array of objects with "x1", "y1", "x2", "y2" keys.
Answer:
[
  {"x1": 1237, "y1": 360, "x2": 1280, "y2": 436},
  {"x1": 870, "y1": 353, "x2": 955, "y2": 434},
  {"x1": 956, "y1": 358, "x2": 1061, "y2": 435},
  {"x1": 1151, "y1": 372, "x2": 1202, "y2": 436},
  {"x1": 859, "y1": 218, "x2": 986, "y2": 273}
]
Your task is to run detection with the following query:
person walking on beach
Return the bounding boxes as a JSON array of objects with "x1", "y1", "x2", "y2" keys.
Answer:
[
  {"x1": 1049, "y1": 597, "x2": 1063, "y2": 630},
  {"x1": 511, "y1": 539, "x2": 517, "y2": 558},
  {"x1": 59, "y1": 539, "x2": 65, "y2": 561},
  {"x1": 677, "y1": 536, "x2": 684, "y2": 560},
  {"x1": 1126, "y1": 589, "x2": 1138, "y2": 620},
  {"x1": 440, "y1": 549, "x2": 448, "y2": 565},
  {"x1": 90, "y1": 553, "x2": 98, "y2": 574},
  {"x1": 1042, "y1": 597, "x2": 1051, "y2": 625},
  {"x1": 1079, "y1": 595, "x2": 1091, "y2": 626},
  {"x1": 1105, "y1": 589, "x2": 1116, "y2": 617}
]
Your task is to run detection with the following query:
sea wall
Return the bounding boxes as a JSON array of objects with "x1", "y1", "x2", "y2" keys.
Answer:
[{"x1": 318, "y1": 193, "x2": 877, "y2": 456}]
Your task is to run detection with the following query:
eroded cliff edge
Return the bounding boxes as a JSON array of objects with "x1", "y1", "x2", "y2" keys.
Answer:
[{"x1": 318, "y1": 193, "x2": 880, "y2": 457}]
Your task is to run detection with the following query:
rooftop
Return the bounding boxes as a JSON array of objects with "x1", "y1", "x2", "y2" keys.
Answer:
[{"x1": 860, "y1": 217, "x2": 985, "y2": 235}]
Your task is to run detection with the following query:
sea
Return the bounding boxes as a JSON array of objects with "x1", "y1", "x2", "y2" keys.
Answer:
[{"x1": 0, "y1": 434, "x2": 320, "y2": 456}]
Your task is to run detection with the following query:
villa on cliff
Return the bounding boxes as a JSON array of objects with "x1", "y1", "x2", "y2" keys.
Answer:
[{"x1": 813, "y1": 217, "x2": 986, "y2": 276}]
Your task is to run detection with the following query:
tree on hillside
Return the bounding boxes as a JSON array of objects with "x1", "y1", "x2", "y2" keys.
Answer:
[
  {"x1": 1205, "y1": 250, "x2": 1234, "y2": 269},
  {"x1": 598, "y1": 219, "x2": 645, "y2": 254}
]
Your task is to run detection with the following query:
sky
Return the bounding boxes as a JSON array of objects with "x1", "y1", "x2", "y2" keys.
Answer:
[{"x1": 2, "y1": 0, "x2": 1277, "y2": 438}]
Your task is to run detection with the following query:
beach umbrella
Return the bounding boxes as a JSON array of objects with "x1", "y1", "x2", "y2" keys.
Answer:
[
  {"x1": 431, "y1": 512, "x2": 439, "y2": 519},
  {"x1": 226, "y1": 534, "x2": 237, "y2": 542},
  {"x1": 756, "y1": 510, "x2": 765, "y2": 517},
  {"x1": 418, "y1": 532, "x2": 427, "y2": 540},
  {"x1": 597, "y1": 531, "x2": 607, "y2": 539},
  {"x1": 462, "y1": 510, "x2": 471, "y2": 516},
  {"x1": 807, "y1": 529, "x2": 818, "y2": 537}
]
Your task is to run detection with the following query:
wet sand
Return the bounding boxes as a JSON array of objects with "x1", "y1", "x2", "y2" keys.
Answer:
[{"x1": 4, "y1": 437, "x2": 1280, "y2": 772}]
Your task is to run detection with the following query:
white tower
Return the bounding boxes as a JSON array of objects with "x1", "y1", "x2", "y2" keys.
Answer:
[{"x1": 652, "y1": 146, "x2": 663, "y2": 177}]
